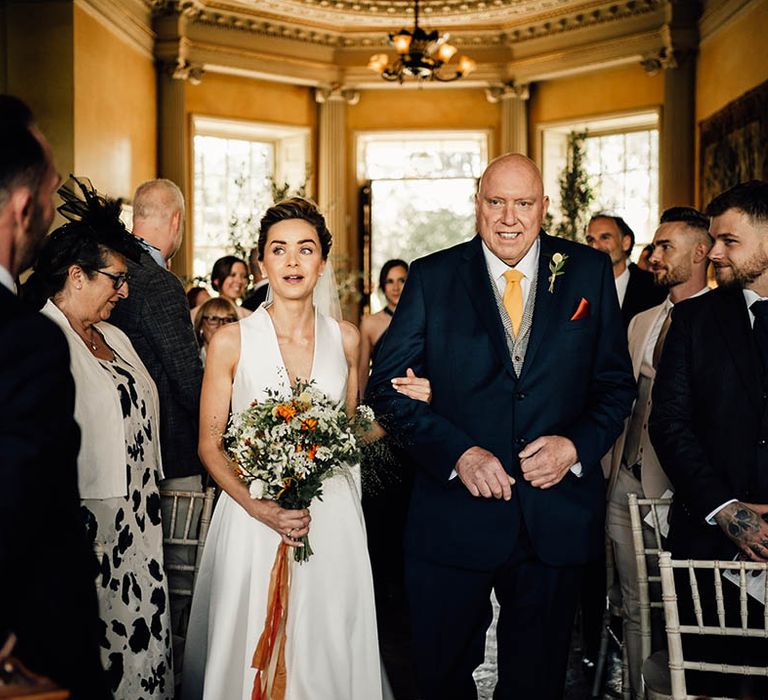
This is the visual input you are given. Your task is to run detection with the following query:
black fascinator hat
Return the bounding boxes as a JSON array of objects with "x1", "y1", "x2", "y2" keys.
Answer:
[
  {"x1": 22, "y1": 176, "x2": 143, "y2": 309},
  {"x1": 55, "y1": 176, "x2": 143, "y2": 262}
]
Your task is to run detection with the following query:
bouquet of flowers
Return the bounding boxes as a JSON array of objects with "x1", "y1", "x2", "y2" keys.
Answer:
[{"x1": 224, "y1": 378, "x2": 374, "y2": 563}]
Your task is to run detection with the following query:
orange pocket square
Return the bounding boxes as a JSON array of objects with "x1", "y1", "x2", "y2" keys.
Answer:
[{"x1": 570, "y1": 297, "x2": 590, "y2": 321}]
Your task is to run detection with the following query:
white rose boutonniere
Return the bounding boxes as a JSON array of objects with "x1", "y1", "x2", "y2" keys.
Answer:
[{"x1": 548, "y1": 252, "x2": 568, "y2": 293}]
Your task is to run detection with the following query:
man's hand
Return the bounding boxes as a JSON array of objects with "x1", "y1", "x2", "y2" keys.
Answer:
[
  {"x1": 456, "y1": 446, "x2": 515, "y2": 500},
  {"x1": 519, "y1": 436, "x2": 578, "y2": 489},
  {"x1": 391, "y1": 368, "x2": 432, "y2": 403},
  {"x1": 714, "y1": 502, "x2": 768, "y2": 562}
]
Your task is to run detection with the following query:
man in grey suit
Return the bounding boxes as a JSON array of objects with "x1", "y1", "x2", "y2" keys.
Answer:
[
  {"x1": 606, "y1": 206, "x2": 712, "y2": 698},
  {"x1": 109, "y1": 179, "x2": 204, "y2": 632}
]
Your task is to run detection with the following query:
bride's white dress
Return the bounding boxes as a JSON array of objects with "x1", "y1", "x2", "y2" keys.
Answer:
[{"x1": 183, "y1": 307, "x2": 383, "y2": 700}]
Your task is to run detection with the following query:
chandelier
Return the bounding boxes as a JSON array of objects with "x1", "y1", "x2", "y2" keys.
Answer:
[{"x1": 367, "y1": 0, "x2": 476, "y2": 83}]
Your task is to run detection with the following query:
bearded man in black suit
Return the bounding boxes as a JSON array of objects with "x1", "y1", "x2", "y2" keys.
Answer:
[
  {"x1": 650, "y1": 180, "x2": 768, "y2": 696},
  {"x1": 0, "y1": 95, "x2": 108, "y2": 698}
]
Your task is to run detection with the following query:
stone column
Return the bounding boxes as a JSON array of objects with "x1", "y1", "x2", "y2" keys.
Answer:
[
  {"x1": 315, "y1": 86, "x2": 359, "y2": 260},
  {"x1": 486, "y1": 82, "x2": 530, "y2": 156},
  {"x1": 660, "y1": 51, "x2": 695, "y2": 210}
]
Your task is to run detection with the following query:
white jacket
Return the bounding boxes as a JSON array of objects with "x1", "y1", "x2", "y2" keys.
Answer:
[{"x1": 41, "y1": 300, "x2": 164, "y2": 498}]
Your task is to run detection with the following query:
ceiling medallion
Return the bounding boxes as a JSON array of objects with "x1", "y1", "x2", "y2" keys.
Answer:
[{"x1": 367, "y1": 0, "x2": 476, "y2": 83}]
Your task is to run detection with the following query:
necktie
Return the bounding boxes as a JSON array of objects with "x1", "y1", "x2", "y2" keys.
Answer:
[
  {"x1": 652, "y1": 305, "x2": 673, "y2": 370},
  {"x1": 503, "y1": 269, "x2": 524, "y2": 336},
  {"x1": 751, "y1": 300, "x2": 768, "y2": 371}
]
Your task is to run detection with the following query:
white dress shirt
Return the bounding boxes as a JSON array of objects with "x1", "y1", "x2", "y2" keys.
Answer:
[
  {"x1": 615, "y1": 265, "x2": 630, "y2": 307},
  {"x1": 482, "y1": 237, "x2": 539, "y2": 306},
  {"x1": 0, "y1": 264, "x2": 16, "y2": 295}
]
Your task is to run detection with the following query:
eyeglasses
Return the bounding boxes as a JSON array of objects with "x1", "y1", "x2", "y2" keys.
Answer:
[
  {"x1": 203, "y1": 315, "x2": 237, "y2": 326},
  {"x1": 93, "y1": 269, "x2": 130, "y2": 290}
]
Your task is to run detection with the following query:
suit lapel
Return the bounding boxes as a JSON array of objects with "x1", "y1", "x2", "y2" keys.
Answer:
[
  {"x1": 518, "y1": 233, "x2": 557, "y2": 382},
  {"x1": 713, "y1": 288, "x2": 762, "y2": 412},
  {"x1": 458, "y1": 236, "x2": 517, "y2": 379}
]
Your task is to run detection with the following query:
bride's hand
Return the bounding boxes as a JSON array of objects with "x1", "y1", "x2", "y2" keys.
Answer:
[
  {"x1": 250, "y1": 501, "x2": 311, "y2": 548},
  {"x1": 391, "y1": 367, "x2": 432, "y2": 404}
]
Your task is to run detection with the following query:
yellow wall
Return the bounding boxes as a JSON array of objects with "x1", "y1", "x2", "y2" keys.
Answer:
[
  {"x1": 5, "y1": 1, "x2": 75, "y2": 177},
  {"x1": 185, "y1": 73, "x2": 317, "y2": 129},
  {"x1": 73, "y1": 6, "x2": 156, "y2": 200},
  {"x1": 695, "y1": 0, "x2": 768, "y2": 205},
  {"x1": 529, "y1": 64, "x2": 665, "y2": 155}
]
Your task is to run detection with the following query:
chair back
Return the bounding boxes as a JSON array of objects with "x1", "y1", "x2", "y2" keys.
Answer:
[
  {"x1": 627, "y1": 493, "x2": 673, "y2": 663},
  {"x1": 658, "y1": 551, "x2": 768, "y2": 699},
  {"x1": 160, "y1": 487, "x2": 215, "y2": 597}
]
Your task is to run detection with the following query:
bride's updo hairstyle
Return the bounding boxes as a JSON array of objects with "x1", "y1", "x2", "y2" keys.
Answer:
[{"x1": 257, "y1": 197, "x2": 332, "y2": 261}]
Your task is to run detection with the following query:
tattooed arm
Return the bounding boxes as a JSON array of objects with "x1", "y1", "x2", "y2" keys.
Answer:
[{"x1": 714, "y1": 502, "x2": 768, "y2": 562}]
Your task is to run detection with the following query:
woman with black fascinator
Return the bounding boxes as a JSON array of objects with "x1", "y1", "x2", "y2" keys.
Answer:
[{"x1": 24, "y1": 178, "x2": 174, "y2": 699}]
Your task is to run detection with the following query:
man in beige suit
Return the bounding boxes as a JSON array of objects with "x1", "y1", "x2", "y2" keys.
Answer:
[{"x1": 606, "y1": 206, "x2": 712, "y2": 698}]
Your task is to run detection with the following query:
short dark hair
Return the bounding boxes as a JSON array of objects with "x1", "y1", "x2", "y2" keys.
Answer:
[
  {"x1": 257, "y1": 197, "x2": 332, "y2": 261},
  {"x1": 659, "y1": 206, "x2": 712, "y2": 244},
  {"x1": 0, "y1": 95, "x2": 47, "y2": 212},
  {"x1": 379, "y1": 259, "x2": 409, "y2": 290},
  {"x1": 705, "y1": 181, "x2": 768, "y2": 226},
  {"x1": 589, "y1": 213, "x2": 635, "y2": 258},
  {"x1": 210, "y1": 255, "x2": 248, "y2": 292}
]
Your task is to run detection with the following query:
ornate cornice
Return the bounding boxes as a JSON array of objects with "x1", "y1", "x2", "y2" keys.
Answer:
[
  {"x1": 76, "y1": 0, "x2": 155, "y2": 57},
  {"x1": 698, "y1": 0, "x2": 755, "y2": 42}
]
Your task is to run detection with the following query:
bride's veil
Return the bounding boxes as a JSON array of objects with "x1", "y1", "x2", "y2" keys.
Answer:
[{"x1": 263, "y1": 260, "x2": 342, "y2": 321}]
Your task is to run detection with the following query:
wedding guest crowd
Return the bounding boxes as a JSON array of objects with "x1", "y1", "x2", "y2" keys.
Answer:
[{"x1": 4, "y1": 89, "x2": 768, "y2": 700}]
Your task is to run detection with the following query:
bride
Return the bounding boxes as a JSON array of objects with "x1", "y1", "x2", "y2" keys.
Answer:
[{"x1": 183, "y1": 198, "x2": 430, "y2": 700}]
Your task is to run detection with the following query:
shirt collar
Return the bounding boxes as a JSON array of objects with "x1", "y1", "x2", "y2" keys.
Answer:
[
  {"x1": 135, "y1": 236, "x2": 166, "y2": 268},
  {"x1": 744, "y1": 288, "x2": 768, "y2": 308},
  {"x1": 481, "y1": 236, "x2": 540, "y2": 281},
  {"x1": 666, "y1": 285, "x2": 710, "y2": 309},
  {"x1": 0, "y1": 265, "x2": 16, "y2": 295}
]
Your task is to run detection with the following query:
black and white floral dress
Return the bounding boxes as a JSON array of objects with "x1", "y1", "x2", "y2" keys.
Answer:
[{"x1": 81, "y1": 351, "x2": 173, "y2": 699}]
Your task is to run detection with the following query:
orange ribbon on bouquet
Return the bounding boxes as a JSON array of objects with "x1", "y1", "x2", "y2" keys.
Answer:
[{"x1": 252, "y1": 542, "x2": 290, "y2": 700}]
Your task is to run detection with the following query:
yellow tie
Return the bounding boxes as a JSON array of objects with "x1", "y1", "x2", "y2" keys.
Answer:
[{"x1": 503, "y1": 269, "x2": 524, "y2": 336}]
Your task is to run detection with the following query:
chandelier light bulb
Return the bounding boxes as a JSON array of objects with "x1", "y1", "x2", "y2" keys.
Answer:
[
  {"x1": 459, "y1": 55, "x2": 477, "y2": 76},
  {"x1": 392, "y1": 31, "x2": 413, "y2": 54},
  {"x1": 437, "y1": 43, "x2": 458, "y2": 63}
]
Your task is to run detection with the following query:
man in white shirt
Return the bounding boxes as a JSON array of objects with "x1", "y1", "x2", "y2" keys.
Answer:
[
  {"x1": 606, "y1": 206, "x2": 712, "y2": 699},
  {"x1": 586, "y1": 214, "x2": 666, "y2": 327},
  {"x1": 650, "y1": 180, "x2": 768, "y2": 697}
]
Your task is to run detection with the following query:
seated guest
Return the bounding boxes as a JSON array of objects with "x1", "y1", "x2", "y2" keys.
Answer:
[
  {"x1": 191, "y1": 255, "x2": 251, "y2": 321},
  {"x1": 242, "y1": 245, "x2": 269, "y2": 311},
  {"x1": 586, "y1": 214, "x2": 666, "y2": 326},
  {"x1": 186, "y1": 285, "x2": 210, "y2": 309},
  {"x1": 358, "y1": 258, "x2": 409, "y2": 397},
  {"x1": 0, "y1": 96, "x2": 109, "y2": 700},
  {"x1": 24, "y1": 178, "x2": 174, "y2": 699},
  {"x1": 193, "y1": 296, "x2": 238, "y2": 364},
  {"x1": 650, "y1": 181, "x2": 768, "y2": 697},
  {"x1": 606, "y1": 206, "x2": 712, "y2": 699}
]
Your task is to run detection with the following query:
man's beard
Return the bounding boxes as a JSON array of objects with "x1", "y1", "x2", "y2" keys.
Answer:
[
  {"x1": 653, "y1": 259, "x2": 692, "y2": 289},
  {"x1": 714, "y1": 249, "x2": 768, "y2": 288}
]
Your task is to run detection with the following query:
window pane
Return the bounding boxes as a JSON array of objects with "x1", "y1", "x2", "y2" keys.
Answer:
[{"x1": 193, "y1": 135, "x2": 275, "y2": 279}]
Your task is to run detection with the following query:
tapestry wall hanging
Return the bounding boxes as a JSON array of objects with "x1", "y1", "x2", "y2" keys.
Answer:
[{"x1": 699, "y1": 78, "x2": 768, "y2": 209}]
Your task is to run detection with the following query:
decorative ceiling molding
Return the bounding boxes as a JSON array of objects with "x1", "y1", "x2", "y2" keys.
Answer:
[
  {"x1": 77, "y1": 0, "x2": 155, "y2": 57},
  {"x1": 146, "y1": 0, "x2": 704, "y2": 89}
]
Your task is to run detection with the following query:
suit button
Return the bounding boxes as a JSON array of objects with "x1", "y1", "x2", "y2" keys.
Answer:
[
  {"x1": 515, "y1": 392, "x2": 526, "y2": 400},
  {"x1": 759, "y1": 439, "x2": 767, "y2": 447},
  {"x1": 516, "y1": 437, "x2": 526, "y2": 446}
]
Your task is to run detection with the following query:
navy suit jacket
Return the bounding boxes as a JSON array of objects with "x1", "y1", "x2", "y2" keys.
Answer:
[
  {"x1": 110, "y1": 249, "x2": 204, "y2": 478},
  {"x1": 367, "y1": 233, "x2": 635, "y2": 570},
  {"x1": 0, "y1": 284, "x2": 108, "y2": 698}
]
